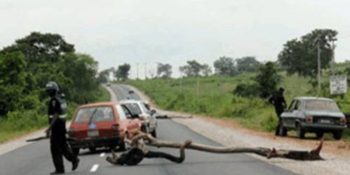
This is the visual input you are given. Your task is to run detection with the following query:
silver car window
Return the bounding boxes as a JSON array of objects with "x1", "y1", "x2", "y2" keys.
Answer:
[
  {"x1": 116, "y1": 105, "x2": 127, "y2": 120},
  {"x1": 140, "y1": 103, "x2": 150, "y2": 114},
  {"x1": 288, "y1": 100, "x2": 296, "y2": 110},
  {"x1": 294, "y1": 100, "x2": 300, "y2": 110},
  {"x1": 124, "y1": 103, "x2": 142, "y2": 115}
]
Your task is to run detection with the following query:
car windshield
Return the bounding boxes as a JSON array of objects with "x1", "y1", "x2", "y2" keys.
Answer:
[
  {"x1": 123, "y1": 103, "x2": 142, "y2": 115},
  {"x1": 304, "y1": 100, "x2": 340, "y2": 111},
  {"x1": 75, "y1": 106, "x2": 114, "y2": 123}
]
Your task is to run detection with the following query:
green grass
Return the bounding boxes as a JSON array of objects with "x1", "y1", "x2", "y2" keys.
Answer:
[
  {"x1": 95, "y1": 86, "x2": 111, "y2": 102},
  {"x1": 0, "y1": 85, "x2": 110, "y2": 143},
  {"x1": 126, "y1": 71, "x2": 350, "y2": 140}
]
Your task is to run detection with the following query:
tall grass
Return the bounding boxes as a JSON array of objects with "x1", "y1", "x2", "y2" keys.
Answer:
[{"x1": 126, "y1": 72, "x2": 350, "y2": 134}]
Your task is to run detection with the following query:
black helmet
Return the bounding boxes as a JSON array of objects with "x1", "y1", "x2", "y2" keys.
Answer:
[
  {"x1": 279, "y1": 87, "x2": 285, "y2": 92},
  {"x1": 46, "y1": 81, "x2": 59, "y2": 92}
]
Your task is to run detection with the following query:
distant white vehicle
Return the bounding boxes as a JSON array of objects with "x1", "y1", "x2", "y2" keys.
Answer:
[{"x1": 119, "y1": 99, "x2": 158, "y2": 137}]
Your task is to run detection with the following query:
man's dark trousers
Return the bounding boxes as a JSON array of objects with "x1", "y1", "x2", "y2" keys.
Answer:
[{"x1": 50, "y1": 118, "x2": 76, "y2": 172}]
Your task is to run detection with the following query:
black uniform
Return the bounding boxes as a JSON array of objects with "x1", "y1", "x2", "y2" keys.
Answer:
[
  {"x1": 268, "y1": 91, "x2": 287, "y2": 135},
  {"x1": 48, "y1": 97, "x2": 77, "y2": 173}
]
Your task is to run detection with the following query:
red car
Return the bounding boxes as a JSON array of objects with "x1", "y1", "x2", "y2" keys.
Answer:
[{"x1": 67, "y1": 101, "x2": 141, "y2": 154}]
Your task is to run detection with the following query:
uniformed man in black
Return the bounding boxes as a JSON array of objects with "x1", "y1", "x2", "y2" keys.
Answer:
[
  {"x1": 268, "y1": 87, "x2": 287, "y2": 136},
  {"x1": 45, "y1": 81, "x2": 79, "y2": 174}
]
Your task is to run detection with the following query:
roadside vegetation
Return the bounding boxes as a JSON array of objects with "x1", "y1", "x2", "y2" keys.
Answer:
[
  {"x1": 126, "y1": 69, "x2": 350, "y2": 139},
  {"x1": 0, "y1": 32, "x2": 110, "y2": 143},
  {"x1": 126, "y1": 74, "x2": 306, "y2": 131},
  {"x1": 124, "y1": 29, "x2": 350, "y2": 141}
]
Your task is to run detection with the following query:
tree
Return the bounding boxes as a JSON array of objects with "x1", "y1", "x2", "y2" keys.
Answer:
[
  {"x1": 2, "y1": 32, "x2": 74, "y2": 65},
  {"x1": 200, "y1": 64, "x2": 212, "y2": 76},
  {"x1": 0, "y1": 51, "x2": 27, "y2": 115},
  {"x1": 98, "y1": 67, "x2": 114, "y2": 83},
  {"x1": 255, "y1": 62, "x2": 282, "y2": 98},
  {"x1": 278, "y1": 29, "x2": 337, "y2": 77},
  {"x1": 157, "y1": 63, "x2": 172, "y2": 78},
  {"x1": 179, "y1": 60, "x2": 203, "y2": 77},
  {"x1": 58, "y1": 53, "x2": 99, "y2": 103},
  {"x1": 213, "y1": 56, "x2": 236, "y2": 76},
  {"x1": 115, "y1": 63, "x2": 131, "y2": 81},
  {"x1": 0, "y1": 32, "x2": 76, "y2": 91},
  {"x1": 236, "y1": 56, "x2": 260, "y2": 73},
  {"x1": 0, "y1": 32, "x2": 102, "y2": 117}
]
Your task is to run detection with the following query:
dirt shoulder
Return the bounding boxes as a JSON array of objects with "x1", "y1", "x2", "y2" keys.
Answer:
[{"x1": 129, "y1": 84, "x2": 350, "y2": 175}]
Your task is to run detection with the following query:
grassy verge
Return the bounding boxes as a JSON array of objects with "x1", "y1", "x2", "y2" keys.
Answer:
[
  {"x1": 0, "y1": 85, "x2": 110, "y2": 143},
  {"x1": 126, "y1": 73, "x2": 350, "y2": 141}
]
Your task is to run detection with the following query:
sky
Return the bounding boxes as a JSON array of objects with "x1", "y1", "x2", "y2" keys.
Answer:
[{"x1": 1, "y1": 0, "x2": 350, "y2": 78}]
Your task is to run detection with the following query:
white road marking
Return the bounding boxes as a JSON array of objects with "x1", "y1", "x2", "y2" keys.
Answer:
[
  {"x1": 90, "y1": 164, "x2": 99, "y2": 173},
  {"x1": 100, "y1": 152, "x2": 105, "y2": 157}
]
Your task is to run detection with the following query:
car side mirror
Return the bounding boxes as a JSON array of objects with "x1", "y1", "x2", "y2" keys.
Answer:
[
  {"x1": 150, "y1": 109, "x2": 156, "y2": 115},
  {"x1": 132, "y1": 114, "x2": 139, "y2": 119}
]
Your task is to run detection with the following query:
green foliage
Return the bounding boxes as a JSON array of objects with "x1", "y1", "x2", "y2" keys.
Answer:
[
  {"x1": 157, "y1": 63, "x2": 172, "y2": 78},
  {"x1": 58, "y1": 53, "x2": 100, "y2": 103},
  {"x1": 278, "y1": 29, "x2": 337, "y2": 78},
  {"x1": 200, "y1": 64, "x2": 212, "y2": 76},
  {"x1": 98, "y1": 67, "x2": 114, "y2": 83},
  {"x1": 2, "y1": 32, "x2": 74, "y2": 65},
  {"x1": 255, "y1": 62, "x2": 282, "y2": 98},
  {"x1": 214, "y1": 56, "x2": 261, "y2": 76},
  {"x1": 125, "y1": 75, "x2": 281, "y2": 132},
  {"x1": 126, "y1": 71, "x2": 342, "y2": 133},
  {"x1": 0, "y1": 32, "x2": 109, "y2": 143},
  {"x1": 179, "y1": 60, "x2": 209, "y2": 77},
  {"x1": 233, "y1": 83, "x2": 259, "y2": 97},
  {"x1": 236, "y1": 56, "x2": 261, "y2": 72},
  {"x1": 0, "y1": 51, "x2": 27, "y2": 115},
  {"x1": 213, "y1": 56, "x2": 236, "y2": 76},
  {"x1": 115, "y1": 63, "x2": 131, "y2": 81}
]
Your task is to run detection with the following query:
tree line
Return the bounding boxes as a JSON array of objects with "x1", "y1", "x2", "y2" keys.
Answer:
[
  {"x1": 98, "y1": 56, "x2": 261, "y2": 81},
  {"x1": 0, "y1": 32, "x2": 101, "y2": 117},
  {"x1": 102, "y1": 28, "x2": 339, "y2": 99}
]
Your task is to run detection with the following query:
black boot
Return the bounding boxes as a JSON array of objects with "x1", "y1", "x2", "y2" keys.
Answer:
[{"x1": 72, "y1": 158, "x2": 80, "y2": 171}]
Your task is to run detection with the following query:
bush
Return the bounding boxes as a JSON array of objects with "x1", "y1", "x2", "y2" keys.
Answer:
[{"x1": 233, "y1": 83, "x2": 259, "y2": 97}]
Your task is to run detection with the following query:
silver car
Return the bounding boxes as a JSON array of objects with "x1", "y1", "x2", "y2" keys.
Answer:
[
  {"x1": 280, "y1": 97, "x2": 347, "y2": 140},
  {"x1": 119, "y1": 100, "x2": 158, "y2": 137}
]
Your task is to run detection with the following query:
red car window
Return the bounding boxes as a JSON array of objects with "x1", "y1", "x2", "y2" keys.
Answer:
[{"x1": 75, "y1": 106, "x2": 114, "y2": 123}]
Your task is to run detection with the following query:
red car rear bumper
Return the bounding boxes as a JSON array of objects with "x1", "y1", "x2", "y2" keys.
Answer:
[{"x1": 68, "y1": 136, "x2": 122, "y2": 149}]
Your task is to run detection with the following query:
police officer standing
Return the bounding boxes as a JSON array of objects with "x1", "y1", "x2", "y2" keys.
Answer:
[
  {"x1": 45, "y1": 81, "x2": 79, "y2": 174},
  {"x1": 268, "y1": 87, "x2": 287, "y2": 136}
]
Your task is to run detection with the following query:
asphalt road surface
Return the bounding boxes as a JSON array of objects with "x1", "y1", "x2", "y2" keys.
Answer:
[{"x1": 0, "y1": 84, "x2": 299, "y2": 175}]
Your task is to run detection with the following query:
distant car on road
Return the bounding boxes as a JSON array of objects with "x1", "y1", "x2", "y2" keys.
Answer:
[
  {"x1": 67, "y1": 101, "x2": 142, "y2": 154},
  {"x1": 119, "y1": 100, "x2": 158, "y2": 137},
  {"x1": 106, "y1": 82, "x2": 111, "y2": 86},
  {"x1": 280, "y1": 97, "x2": 347, "y2": 140}
]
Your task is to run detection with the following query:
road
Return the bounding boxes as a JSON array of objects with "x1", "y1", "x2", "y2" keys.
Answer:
[{"x1": 0, "y1": 84, "x2": 298, "y2": 175}]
